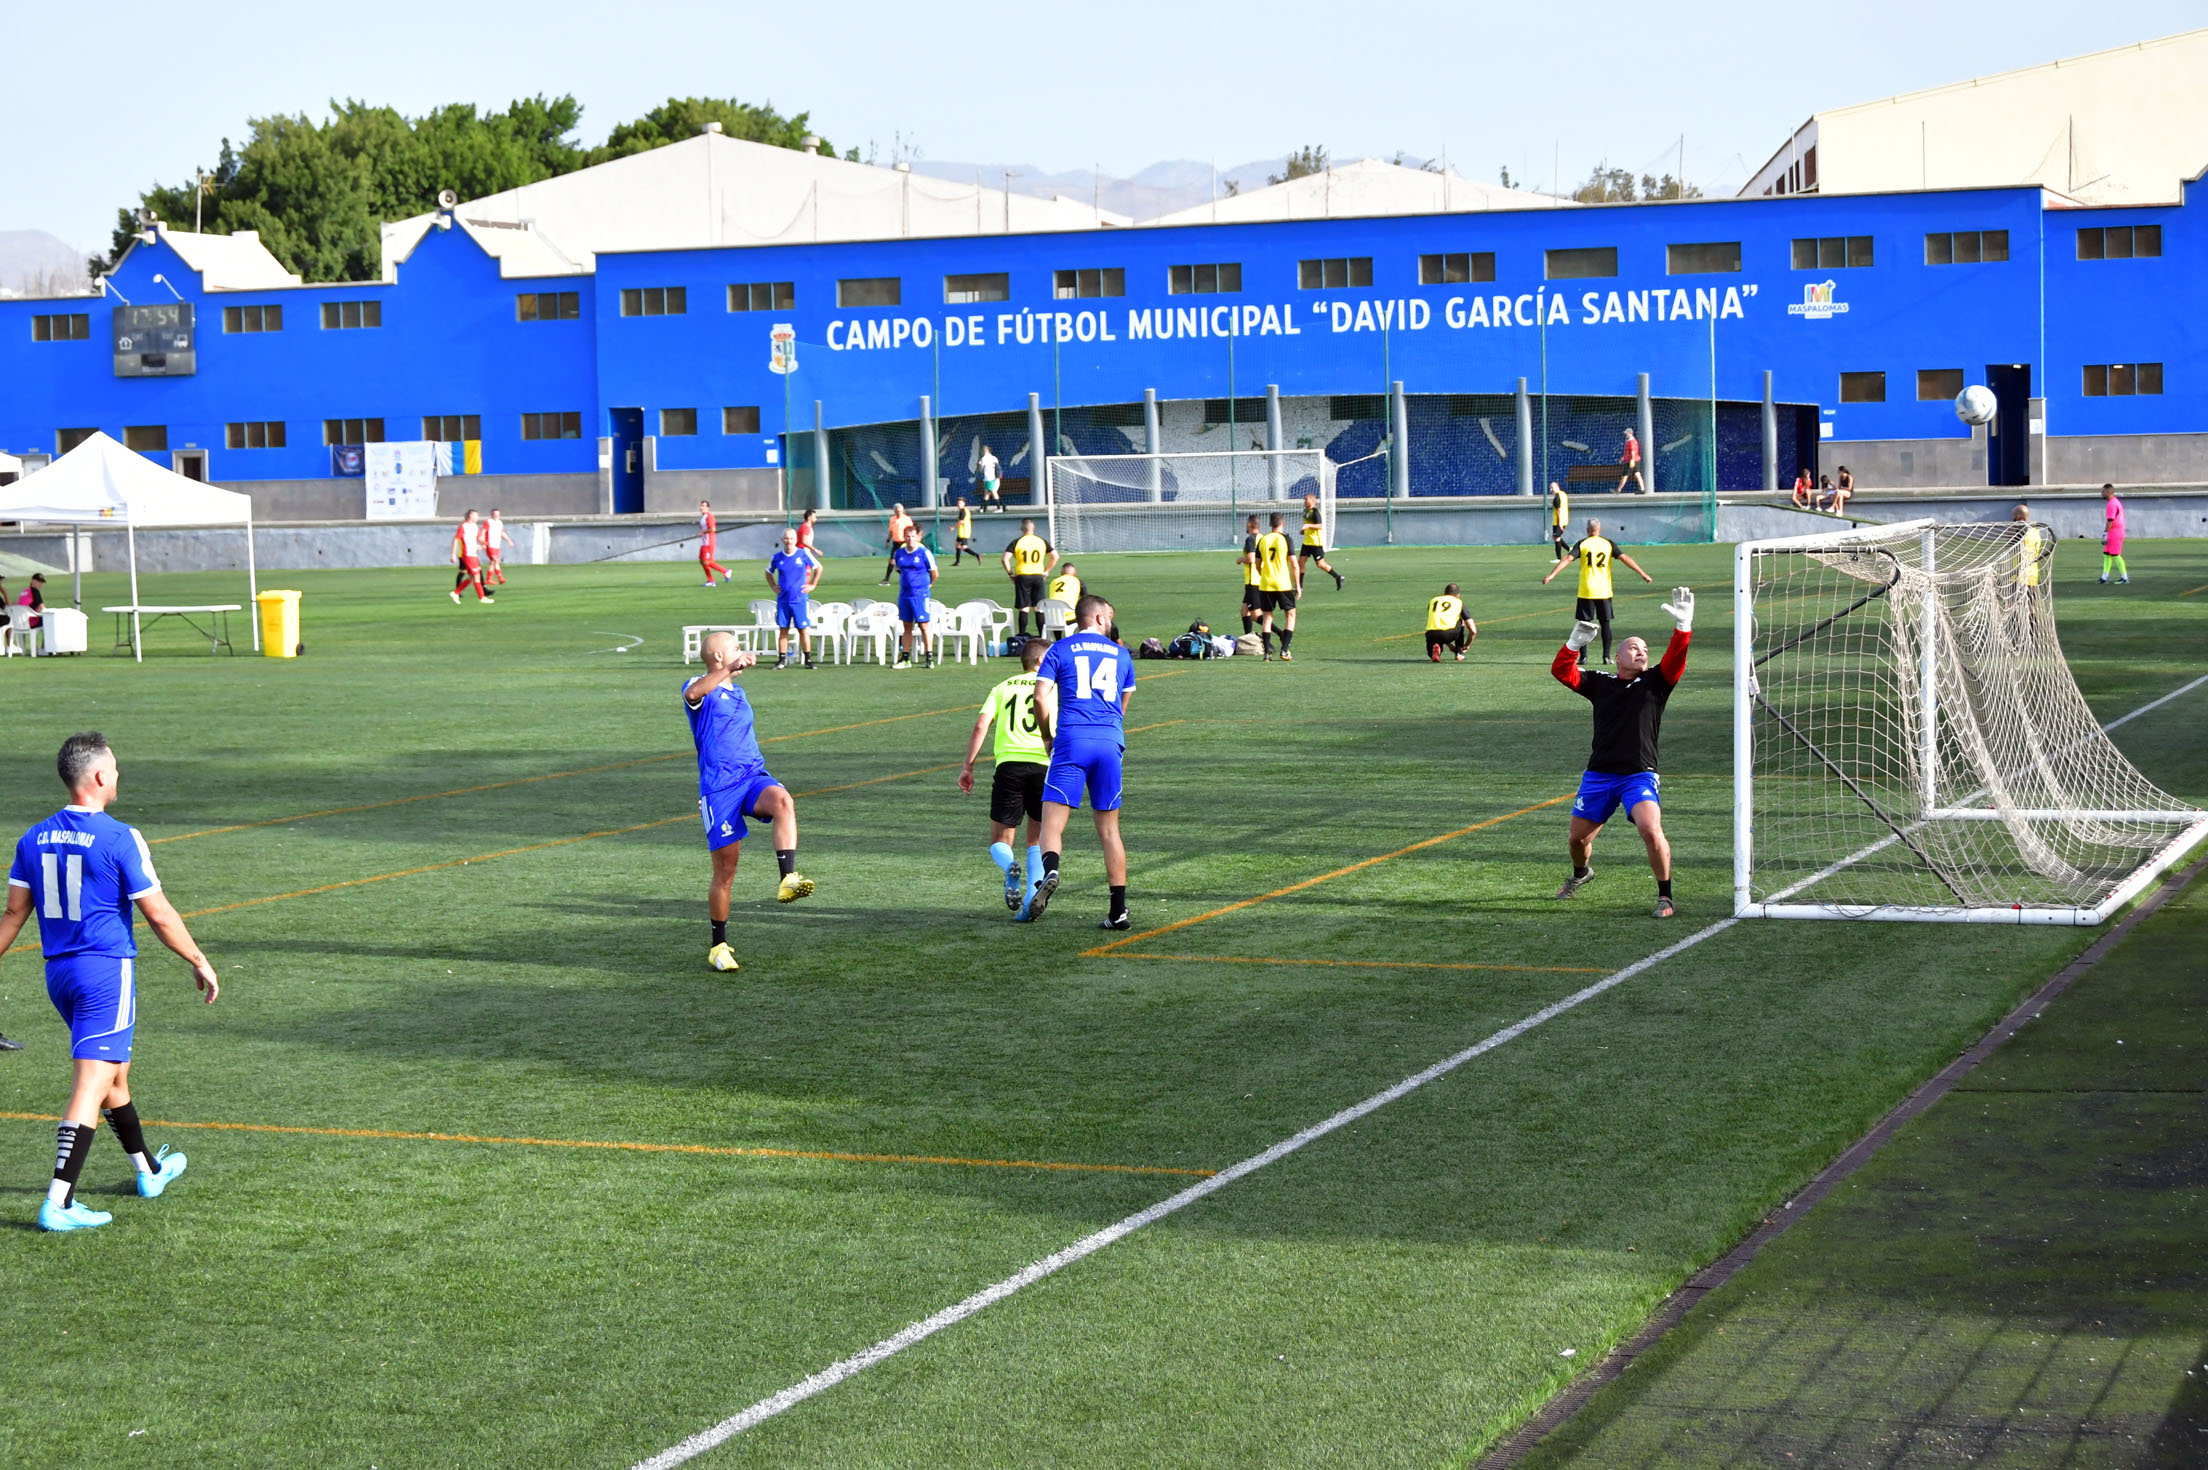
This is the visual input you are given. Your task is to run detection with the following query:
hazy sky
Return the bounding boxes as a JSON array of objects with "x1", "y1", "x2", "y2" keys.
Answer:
[{"x1": 6, "y1": 1, "x2": 2203, "y2": 254}]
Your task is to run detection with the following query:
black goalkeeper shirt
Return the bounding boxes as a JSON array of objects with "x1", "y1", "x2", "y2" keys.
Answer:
[{"x1": 1551, "y1": 631, "x2": 1691, "y2": 774}]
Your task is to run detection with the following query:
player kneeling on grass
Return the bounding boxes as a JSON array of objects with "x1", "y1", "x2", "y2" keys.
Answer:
[
  {"x1": 1029, "y1": 595, "x2": 1136, "y2": 930},
  {"x1": 1, "y1": 733, "x2": 218, "y2": 1231},
  {"x1": 1425, "y1": 584, "x2": 1476, "y2": 662},
  {"x1": 960, "y1": 640, "x2": 1051, "y2": 916},
  {"x1": 1551, "y1": 589, "x2": 1694, "y2": 918},
  {"x1": 685, "y1": 633, "x2": 812, "y2": 973}
]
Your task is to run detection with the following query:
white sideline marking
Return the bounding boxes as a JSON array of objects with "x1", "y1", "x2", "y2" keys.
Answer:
[
  {"x1": 2101, "y1": 672, "x2": 2208, "y2": 734},
  {"x1": 632, "y1": 918, "x2": 1738, "y2": 1468}
]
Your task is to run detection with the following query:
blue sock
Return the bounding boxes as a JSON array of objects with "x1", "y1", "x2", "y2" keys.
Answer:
[
  {"x1": 1026, "y1": 845, "x2": 1044, "y2": 889},
  {"x1": 990, "y1": 842, "x2": 1015, "y2": 876}
]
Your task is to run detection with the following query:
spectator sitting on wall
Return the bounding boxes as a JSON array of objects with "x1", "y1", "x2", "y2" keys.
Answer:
[
  {"x1": 1817, "y1": 474, "x2": 1834, "y2": 509},
  {"x1": 1791, "y1": 469, "x2": 1815, "y2": 509},
  {"x1": 1830, "y1": 466, "x2": 1854, "y2": 516}
]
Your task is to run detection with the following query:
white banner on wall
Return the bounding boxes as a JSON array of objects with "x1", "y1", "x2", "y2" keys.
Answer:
[{"x1": 365, "y1": 441, "x2": 440, "y2": 519}]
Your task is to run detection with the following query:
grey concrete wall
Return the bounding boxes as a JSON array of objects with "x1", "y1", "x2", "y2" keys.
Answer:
[
  {"x1": 1819, "y1": 430, "x2": 1984, "y2": 489},
  {"x1": 2044, "y1": 433, "x2": 2208, "y2": 487},
  {"x1": 1819, "y1": 431, "x2": 2207, "y2": 491},
  {"x1": 642, "y1": 468, "x2": 780, "y2": 514},
  {"x1": 212, "y1": 473, "x2": 602, "y2": 522}
]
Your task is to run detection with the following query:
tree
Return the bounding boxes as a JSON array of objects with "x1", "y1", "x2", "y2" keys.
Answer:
[
  {"x1": 109, "y1": 94, "x2": 833, "y2": 282},
  {"x1": 1571, "y1": 162, "x2": 1639, "y2": 204},
  {"x1": 1267, "y1": 145, "x2": 1328, "y2": 186},
  {"x1": 1640, "y1": 172, "x2": 1702, "y2": 201}
]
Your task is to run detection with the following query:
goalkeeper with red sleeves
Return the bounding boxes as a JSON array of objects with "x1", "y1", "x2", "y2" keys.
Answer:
[{"x1": 1551, "y1": 588, "x2": 1694, "y2": 918}]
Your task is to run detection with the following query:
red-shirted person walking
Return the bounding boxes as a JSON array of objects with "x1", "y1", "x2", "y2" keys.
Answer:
[
  {"x1": 1616, "y1": 428, "x2": 1646, "y2": 493},
  {"x1": 699, "y1": 501, "x2": 732, "y2": 587},
  {"x1": 450, "y1": 509, "x2": 494, "y2": 604},
  {"x1": 482, "y1": 509, "x2": 512, "y2": 587},
  {"x1": 1551, "y1": 587, "x2": 1693, "y2": 917}
]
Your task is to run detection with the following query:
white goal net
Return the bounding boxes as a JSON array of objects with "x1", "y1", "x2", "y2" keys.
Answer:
[
  {"x1": 1735, "y1": 519, "x2": 2207, "y2": 924},
  {"x1": 1044, "y1": 450, "x2": 1335, "y2": 556}
]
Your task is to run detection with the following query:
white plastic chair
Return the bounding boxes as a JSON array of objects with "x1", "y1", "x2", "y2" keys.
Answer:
[
  {"x1": 681, "y1": 623, "x2": 747, "y2": 663},
  {"x1": 811, "y1": 601, "x2": 853, "y2": 665},
  {"x1": 925, "y1": 599, "x2": 966, "y2": 665},
  {"x1": 1039, "y1": 598, "x2": 1074, "y2": 641},
  {"x1": 7, "y1": 604, "x2": 42, "y2": 657},
  {"x1": 846, "y1": 605, "x2": 895, "y2": 665},
  {"x1": 742, "y1": 599, "x2": 780, "y2": 654},
  {"x1": 946, "y1": 601, "x2": 995, "y2": 664}
]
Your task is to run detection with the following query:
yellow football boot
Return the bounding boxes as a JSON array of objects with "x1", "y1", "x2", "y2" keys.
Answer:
[
  {"x1": 777, "y1": 872, "x2": 815, "y2": 904},
  {"x1": 706, "y1": 942, "x2": 740, "y2": 972}
]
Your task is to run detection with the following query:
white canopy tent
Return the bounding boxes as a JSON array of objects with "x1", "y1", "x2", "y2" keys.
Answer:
[{"x1": 0, "y1": 432, "x2": 257, "y2": 660}]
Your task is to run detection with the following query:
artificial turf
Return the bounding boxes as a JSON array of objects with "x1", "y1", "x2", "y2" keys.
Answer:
[{"x1": 0, "y1": 536, "x2": 2198, "y2": 1466}]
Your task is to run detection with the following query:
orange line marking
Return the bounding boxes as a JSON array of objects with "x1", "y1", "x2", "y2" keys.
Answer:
[
  {"x1": 0, "y1": 1112, "x2": 1211, "y2": 1177},
  {"x1": 2180, "y1": 581, "x2": 2208, "y2": 598},
  {"x1": 1107, "y1": 952, "x2": 1610, "y2": 975},
  {"x1": 1083, "y1": 794, "x2": 1573, "y2": 956},
  {"x1": 150, "y1": 704, "x2": 977, "y2": 845}
]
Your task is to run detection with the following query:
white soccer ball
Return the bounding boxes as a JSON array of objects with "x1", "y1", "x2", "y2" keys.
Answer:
[{"x1": 1955, "y1": 385, "x2": 1998, "y2": 426}]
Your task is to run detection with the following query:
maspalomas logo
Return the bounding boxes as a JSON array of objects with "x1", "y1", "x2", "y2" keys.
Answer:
[
  {"x1": 769, "y1": 324, "x2": 798, "y2": 374},
  {"x1": 1787, "y1": 280, "x2": 1848, "y2": 321}
]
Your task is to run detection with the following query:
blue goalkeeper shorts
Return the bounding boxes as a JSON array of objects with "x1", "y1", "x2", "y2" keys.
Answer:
[{"x1": 1572, "y1": 770, "x2": 1661, "y2": 827}]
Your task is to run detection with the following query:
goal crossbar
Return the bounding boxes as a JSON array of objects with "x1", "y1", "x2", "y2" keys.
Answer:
[
  {"x1": 1733, "y1": 519, "x2": 2207, "y2": 925},
  {"x1": 1044, "y1": 449, "x2": 1334, "y2": 557}
]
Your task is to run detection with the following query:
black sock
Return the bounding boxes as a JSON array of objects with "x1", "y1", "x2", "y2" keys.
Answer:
[
  {"x1": 104, "y1": 1102, "x2": 153, "y2": 1170},
  {"x1": 1241, "y1": 614, "x2": 1254, "y2": 633},
  {"x1": 53, "y1": 1121, "x2": 94, "y2": 1207},
  {"x1": 711, "y1": 919, "x2": 727, "y2": 946},
  {"x1": 1279, "y1": 629, "x2": 1293, "y2": 652},
  {"x1": 1573, "y1": 863, "x2": 1591, "y2": 879},
  {"x1": 1260, "y1": 629, "x2": 1272, "y2": 653},
  {"x1": 1109, "y1": 884, "x2": 1127, "y2": 915},
  {"x1": 1042, "y1": 851, "x2": 1060, "y2": 876},
  {"x1": 776, "y1": 849, "x2": 796, "y2": 878},
  {"x1": 1658, "y1": 879, "x2": 1673, "y2": 898}
]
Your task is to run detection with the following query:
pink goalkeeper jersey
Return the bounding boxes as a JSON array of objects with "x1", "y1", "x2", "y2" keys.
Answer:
[{"x1": 2104, "y1": 496, "x2": 2126, "y2": 554}]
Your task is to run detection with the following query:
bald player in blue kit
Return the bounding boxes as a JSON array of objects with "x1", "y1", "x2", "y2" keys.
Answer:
[
  {"x1": 1, "y1": 733, "x2": 218, "y2": 1231},
  {"x1": 685, "y1": 631, "x2": 813, "y2": 973}
]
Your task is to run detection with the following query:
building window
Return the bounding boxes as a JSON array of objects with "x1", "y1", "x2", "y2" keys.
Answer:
[
  {"x1": 1328, "y1": 395, "x2": 1385, "y2": 420},
  {"x1": 221, "y1": 304, "x2": 283, "y2": 333},
  {"x1": 836, "y1": 277, "x2": 900, "y2": 308},
  {"x1": 1839, "y1": 372, "x2": 1886, "y2": 404},
  {"x1": 224, "y1": 421, "x2": 287, "y2": 450},
  {"x1": 1924, "y1": 230, "x2": 2009, "y2": 266},
  {"x1": 1791, "y1": 236, "x2": 1874, "y2": 270},
  {"x1": 320, "y1": 300, "x2": 382, "y2": 329},
  {"x1": 516, "y1": 291, "x2": 580, "y2": 322},
  {"x1": 2082, "y1": 363, "x2": 2163, "y2": 397},
  {"x1": 322, "y1": 418, "x2": 385, "y2": 445},
  {"x1": 1917, "y1": 368, "x2": 1965, "y2": 401},
  {"x1": 422, "y1": 415, "x2": 481, "y2": 442},
  {"x1": 722, "y1": 406, "x2": 761, "y2": 434},
  {"x1": 1666, "y1": 242, "x2": 1742, "y2": 275},
  {"x1": 619, "y1": 286, "x2": 687, "y2": 317},
  {"x1": 32, "y1": 313, "x2": 91, "y2": 342},
  {"x1": 521, "y1": 411, "x2": 582, "y2": 440},
  {"x1": 1202, "y1": 397, "x2": 1267, "y2": 425},
  {"x1": 728, "y1": 281, "x2": 795, "y2": 312},
  {"x1": 56, "y1": 427, "x2": 97, "y2": 454},
  {"x1": 1544, "y1": 247, "x2": 1617, "y2": 280},
  {"x1": 1417, "y1": 252, "x2": 1495, "y2": 285},
  {"x1": 2076, "y1": 225, "x2": 2161, "y2": 261},
  {"x1": 660, "y1": 408, "x2": 697, "y2": 436},
  {"x1": 123, "y1": 426, "x2": 168, "y2": 452},
  {"x1": 1053, "y1": 267, "x2": 1125, "y2": 299},
  {"x1": 1167, "y1": 262, "x2": 1241, "y2": 295},
  {"x1": 944, "y1": 272, "x2": 1010, "y2": 304},
  {"x1": 1297, "y1": 257, "x2": 1373, "y2": 289}
]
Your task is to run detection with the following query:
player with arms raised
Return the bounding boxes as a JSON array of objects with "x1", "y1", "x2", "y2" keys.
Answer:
[
  {"x1": 1551, "y1": 591, "x2": 1694, "y2": 918},
  {"x1": 959, "y1": 640, "x2": 1051, "y2": 916},
  {"x1": 684, "y1": 633, "x2": 812, "y2": 973},
  {"x1": 2, "y1": 733, "x2": 217, "y2": 1231},
  {"x1": 1029, "y1": 595, "x2": 1136, "y2": 930}
]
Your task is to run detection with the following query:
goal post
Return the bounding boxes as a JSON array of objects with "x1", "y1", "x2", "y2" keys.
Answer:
[
  {"x1": 1044, "y1": 450, "x2": 1335, "y2": 556},
  {"x1": 1735, "y1": 518, "x2": 2208, "y2": 924}
]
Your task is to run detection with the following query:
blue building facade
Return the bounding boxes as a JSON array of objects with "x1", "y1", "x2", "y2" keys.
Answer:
[{"x1": 3, "y1": 177, "x2": 2200, "y2": 519}]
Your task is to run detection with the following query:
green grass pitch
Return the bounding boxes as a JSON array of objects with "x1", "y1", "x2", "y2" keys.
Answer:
[{"x1": 0, "y1": 536, "x2": 2199, "y2": 1466}]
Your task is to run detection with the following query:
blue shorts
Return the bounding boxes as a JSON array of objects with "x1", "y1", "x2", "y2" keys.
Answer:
[
  {"x1": 701, "y1": 774, "x2": 780, "y2": 851},
  {"x1": 46, "y1": 954, "x2": 137, "y2": 1062},
  {"x1": 897, "y1": 591, "x2": 931, "y2": 624},
  {"x1": 1044, "y1": 741, "x2": 1124, "y2": 813},
  {"x1": 1573, "y1": 770, "x2": 1661, "y2": 827},
  {"x1": 775, "y1": 595, "x2": 810, "y2": 630}
]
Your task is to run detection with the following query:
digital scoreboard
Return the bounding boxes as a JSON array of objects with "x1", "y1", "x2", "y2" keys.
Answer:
[{"x1": 113, "y1": 302, "x2": 195, "y2": 377}]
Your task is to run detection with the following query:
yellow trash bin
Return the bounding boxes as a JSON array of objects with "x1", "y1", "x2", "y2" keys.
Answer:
[{"x1": 256, "y1": 590, "x2": 302, "y2": 658}]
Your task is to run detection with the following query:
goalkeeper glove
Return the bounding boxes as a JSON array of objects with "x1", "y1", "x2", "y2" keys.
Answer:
[
  {"x1": 1659, "y1": 587, "x2": 1694, "y2": 632},
  {"x1": 1565, "y1": 620, "x2": 1600, "y2": 652}
]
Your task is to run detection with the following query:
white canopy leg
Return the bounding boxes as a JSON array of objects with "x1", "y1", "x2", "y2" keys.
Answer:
[
  {"x1": 246, "y1": 511, "x2": 261, "y2": 652},
  {"x1": 127, "y1": 520, "x2": 142, "y2": 664}
]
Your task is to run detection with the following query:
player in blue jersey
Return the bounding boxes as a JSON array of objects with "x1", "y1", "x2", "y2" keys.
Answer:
[
  {"x1": 890, "y1": 521, "x2": 939, "y2": 670},
  {"x1": 0, "y1": 733, "x2": 218, "y2": 1232},
  {"x1": 1030, "y1": 594, "x2": 1137, "y2": 929},
  {"x1": 764, "y1": 527, "x2": 822, "y2": 671},
  {"x1": 684, "y1": 632, "x2": 812, "y2": 972}
]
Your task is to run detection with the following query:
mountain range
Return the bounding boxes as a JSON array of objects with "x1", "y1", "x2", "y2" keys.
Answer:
[{"x1": 0, "y1": 229, "x2": 91, "y2": 297}]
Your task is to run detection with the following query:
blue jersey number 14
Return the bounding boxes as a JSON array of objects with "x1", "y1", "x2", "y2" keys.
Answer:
[{"x1": 1074, "y1": 654, "x2": 1119, "y2": 701}]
